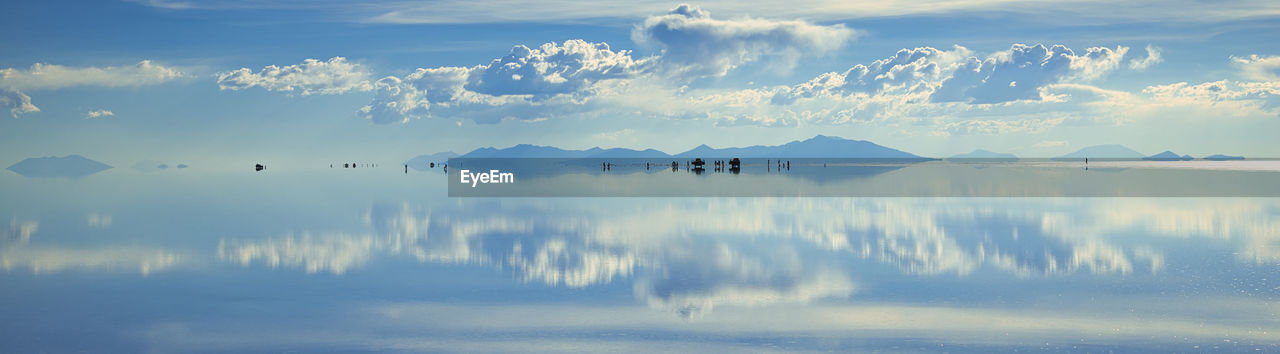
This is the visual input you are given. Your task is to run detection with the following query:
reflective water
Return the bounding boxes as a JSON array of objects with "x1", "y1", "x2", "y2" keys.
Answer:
[
  {"x1": 446, "y1": 158, "x2": 1280, "y2": 197},
  {"x1": 2, "y1": 168, "x2": 1278, "y2": 352}
]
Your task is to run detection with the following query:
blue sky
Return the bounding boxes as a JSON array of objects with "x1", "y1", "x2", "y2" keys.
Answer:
[{"x1": 2, "y1": 0, "x2": 1279, "y2": 165}]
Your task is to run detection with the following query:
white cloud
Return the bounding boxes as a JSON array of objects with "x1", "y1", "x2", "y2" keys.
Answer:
[
  {"x1": 348, "y1": 4, "x2": 1142, "y2": 130},
  {"x1": 1143, "y1": 80, "x2": 1280, "y2": 106},
  {"x1": 632, "y1": 4, "x2": 854, "y2": 78},
  {"x1": 932, "y1": 44, "x2": 1128, "y2": 104},
  {"x1": 0, "y1": 60, "x2": 185, "y2": 90},
  {"x1": 939, "y1": 117, "x2": 1065, "y2": 135},
  {"x1": 360, "y1": 40, "x2": 646, "y2": 124},
  {"x1": 1128, "y1": 45, "x2": 1163, "y2": 70},
  {"x1": 658, "y1": 43, "x2": 1137, "y2": 129},
  {"x1": 591, "y1": 128, "x2": 636, "y2": 141},
  {"x1": 1032, "y1": 140, "x2": 1068, "y2": 148},
  {"x1": 309, "y1": 0, "x2": 1280, "y2": 26},
  {"x1": 1, "y1": 88, "x2": 39, "y2": 118},
  {"x1": 85, "y1": 109, "x2": 114, "y2": 119},
  {"x1": 1232, "y1": 54, "x2": 1280, "y2": 81},
  {"x1": 217, "y1": 57, "x2": 373, "y2": 95}
]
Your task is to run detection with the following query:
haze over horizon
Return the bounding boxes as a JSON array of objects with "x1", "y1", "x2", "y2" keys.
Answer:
[{"x1": 3, "y1": 1, "x2": 1279, "y2": 166}]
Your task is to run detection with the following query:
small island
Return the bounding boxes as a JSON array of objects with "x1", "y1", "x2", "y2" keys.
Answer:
[
  {"x1": 6, "y1": 155, "x2": 112, "y2": 178},
  {"x1": 1203, "y1": 154, "x2": 1245, "y2": 161}
]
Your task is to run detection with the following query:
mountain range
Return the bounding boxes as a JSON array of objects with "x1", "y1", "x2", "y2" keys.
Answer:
[
  {"x1": 440, "y1": 135, "x2": 923, "y2": 159},
  {"x1": 949, "y1": 149, "x2": 1018, "y2": 160},
  {"x1": 1055, "y1": 144, "x2": 1146, "y2": 159},
  {"x1": 411, "y1": 138, "x2": 1246, "y2": 162},
  {"x1": 1142, "y1": 150, "x2": 1194, "y2": 161}
]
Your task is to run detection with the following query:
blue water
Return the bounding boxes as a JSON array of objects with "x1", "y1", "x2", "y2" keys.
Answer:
[{"x1": 1, "y1": 167, "x2": 1277, "y2": 352}]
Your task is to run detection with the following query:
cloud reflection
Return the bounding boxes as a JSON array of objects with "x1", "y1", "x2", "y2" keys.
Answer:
[
  {"x1": 218, "y1": 197, "x2": 1280, "y2": 317},
  {"x1": 1, "y1": 217, "x2": 179, "y2": 275}
]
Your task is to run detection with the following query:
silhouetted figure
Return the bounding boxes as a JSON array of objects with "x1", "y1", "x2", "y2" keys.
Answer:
[
  {"x1": 255, "y1": 164, "x2": 264, "y2": 171},
  {"x1": 405, "y1": 164, "x2": 408, "y2": 174},
  {"x1": 786, "y1": 161, "x2": 790, "y2": 170}
]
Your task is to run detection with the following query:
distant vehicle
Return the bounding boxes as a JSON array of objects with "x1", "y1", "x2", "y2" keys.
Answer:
[{"x1": 255, "y1": 164, "x2": 264, "y2": 171}]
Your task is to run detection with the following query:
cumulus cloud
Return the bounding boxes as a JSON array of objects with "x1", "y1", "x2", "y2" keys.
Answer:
[
  {"x1": 1128, "y1": 45, "x2": 1163, "y2": 70},
  {"x1": 663, "y1": 43, "x2": 1138, "y2": 128},
  {"x1": 0, "y1": 61, "x2": 183, "y2": 118},
  {"x1": 932, "y1": 44, "x2": 1127, "y2": 104},
  {"x1": 349, "y1": 6, "x2": 1138, "y2": 129},
  {"x1": 1144, "y1": 80, "x2": 1280, "y2": 102},
  {"x1": 1, "y1": 88, "x2": 39, "y2": 118},
  {"x1": 770, "y1": 46, "x2": 968, "y2": 105},
  {"x1": 761, "y1": 43, "x2": 1128, "y2": 109},
  {"x1": 359, "y1": 40, "x2": 646, "y2": 124},
  {"x1": 1232, "y1": 54, "x2": 1280, "y2": 81},
  {"x1": 632, "y1": 4, "x2": 854, "y2": 78},
  {"x1": 85, "y1": 109, "x2": 114, "y2": 119},
  {"x1": 217, "y1": 57, "x2": 373, "y2": 95},
  {"x1": 1123, "y1": 55, "x2": 1280, "y2": 118},
  {"x1": 0, "y1": 60, "x2": 185, "y2": 90}
]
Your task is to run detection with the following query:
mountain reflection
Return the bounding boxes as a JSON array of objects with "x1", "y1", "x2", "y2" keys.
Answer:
[{"x1": 217, "y1": 197, "x2": 1280, "y2": 317}]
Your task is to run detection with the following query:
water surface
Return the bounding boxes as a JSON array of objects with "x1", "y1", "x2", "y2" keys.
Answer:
[{"x1": 2, "y1": 167, "x2": 1278, "y2": 352}]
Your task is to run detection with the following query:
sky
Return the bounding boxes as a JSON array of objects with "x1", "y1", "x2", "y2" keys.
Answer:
[{"x1": 2, "y1": 0, "x2": 1280, "y2": 166}]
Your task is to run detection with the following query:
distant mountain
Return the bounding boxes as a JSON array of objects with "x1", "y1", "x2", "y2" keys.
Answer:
[
  {"x1": 406, "y1": 151, "x2": 459, "y2": 170},
  {"x1": 1055, "y1": 144, "x2": 1144, "y2": 160},
  {"x1": 463, "y1": 144, "x2": 582, "y2": 158},
  {"x1": 1143, "y1": 150, "x2": 1194, "y2": 161},
  {"x1": 949, "y1": 149, "x2": 1018, "y2": 160},
  {"x1": 456, "y1": 135, "x2": 923, "y2": 159},
  {"x1": 674, "y1": 135, "x2": 922, "y2": 158},
  {"x1": 1204, "y1": 154, "x2": 1245, "y2": 161},
  {"x1": 587, "y1": 148, "x2": 670, "y2": 158},
  {"x1": 7, "y1": 155, "x2": 112, "y2": 178},
  {"x1": 460, "y1": 145, "x2": 667, "y2": 158}
]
